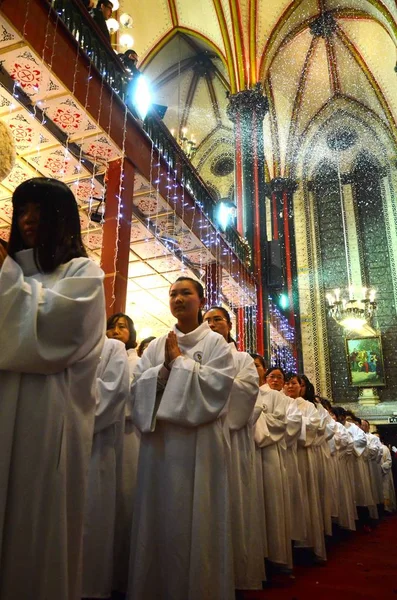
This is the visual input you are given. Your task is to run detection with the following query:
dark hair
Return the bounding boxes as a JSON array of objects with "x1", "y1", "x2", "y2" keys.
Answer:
[
  {"x1": 250, "y1": 353, "x2": 266, "y2": 370},
  {"x1": 0, "y1": 238, "x2": 8, "y2": 250},
  {"x1": 203, "y1": 306, "x2": 233, "y2": 343},
  {"x1": 171, "y1": 276, "x2": 205, "y2": 324},
  {"x1": 300, "y1": 374, "x2": 316, "y2": 404},
  {"x1": 284, "y1": 371, "x2": 300, "y2": 384},
  {"x1": 332, "y1": 406, "x2": 347, "y2": 422},
  {"x1": 318, "y1": 396, "x2": 332, "y2": 411},
  {"x1": 345, "y1": 410, "x2": 361, "y2": 425},
  {"x1": 137, "y1": 336, "x2": 156, "y2": 357},
  {"x1": 8, "y1": 178, "x2": 87, "y2": 273},
  {"x1": 97, "y1": 0, "x2": 113, "y2": 8},
  {"x1": 266, "y1": 366, "x2": 286, "y2": 380},
  {"x1": 106, "y1": 312, "x2": 137, "y2": 350}
]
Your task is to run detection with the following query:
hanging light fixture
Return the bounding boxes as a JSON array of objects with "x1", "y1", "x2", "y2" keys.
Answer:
[
  {"x1": 106, "y1": 18, "x2": 120, "y2": 34},
  {"x1": 325, "y1": 134, "x2": 377, "y2": 331},
  {"x1": 119, "y1": 13, "x2": 133, "y2": 28}
]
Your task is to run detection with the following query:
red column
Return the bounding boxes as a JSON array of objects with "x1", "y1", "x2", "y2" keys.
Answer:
[{"x1": 101, "y1": 158, "x2": 134, "y2": 317}]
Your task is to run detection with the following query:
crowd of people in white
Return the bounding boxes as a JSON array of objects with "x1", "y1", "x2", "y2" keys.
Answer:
[{"x1": 0, "y1": 177, "x2": 395, "y2": 600}]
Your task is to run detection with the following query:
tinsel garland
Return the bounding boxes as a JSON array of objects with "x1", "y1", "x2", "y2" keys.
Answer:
[{"x1": 0, "y1": 120, "x2": 16, "y2": 182}]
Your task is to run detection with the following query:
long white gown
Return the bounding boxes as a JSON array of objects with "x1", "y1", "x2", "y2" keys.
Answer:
[
  {"x1": 226, "y1": 346, "x2": 265, "y2": 590},
  {"x1": 312, "y1": 404, "x2": 336, "y2": 536},
  {"x1": 128, "y1": 323, "x2": 236, "y2": 600},
  {"x1": 380, "y1": 444, "x2": 396, "y2": 512},
  {"x1": 254, "y1": 386, "x2": 292, "y2": 568},
  {"x1": 332, "y1": 422, "x2": 356, "y2": 530},
  {"x1": 0, "y1": 250, "x2": 105, "y2": 600},
  {"x1": 284, "y1": 399, "x2": 306, "y2": 542},
  {"x1": 345, "y1": 421, "x2": 377, "y2": 518},
  {"x1": 82, "y1": 338, "x2": 130, "y2": 598},
  {"x1": 113, "y1": 347, "x2": 141, "y2": 593},
  {"x1": 295, "y1": 398, "x2": 326, "y2": 560},
  {"x1": 365, "y1": 432, "x2": 383, "y2": 506}
]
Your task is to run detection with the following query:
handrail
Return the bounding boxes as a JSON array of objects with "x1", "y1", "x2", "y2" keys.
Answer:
[{"x1": 50, "y1": 0, "x2": 251, "y2": 270}]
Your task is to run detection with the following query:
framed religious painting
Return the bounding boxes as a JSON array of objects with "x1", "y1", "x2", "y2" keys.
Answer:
[{"x1": 345, "y1": 336, "x2": 385, "y2": 387}]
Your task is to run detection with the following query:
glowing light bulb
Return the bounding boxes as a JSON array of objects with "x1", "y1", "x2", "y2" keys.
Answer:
[
  {"x1": 110, "y1": 0, "x2": 119, "y2": 10},
  {"x1": 106, "y1": 18, "x2": 119, "y2": 33},
  {"x1": 120, "y1": 33, "x2": 134, "y2": 48},
  {"x1": 119, "y1": 12, "x2": 133, "y2": 27}
]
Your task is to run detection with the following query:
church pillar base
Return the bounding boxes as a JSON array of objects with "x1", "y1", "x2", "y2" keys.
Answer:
[{"x1": 358, "y1": 388, "x2": 381, "y2": 406}]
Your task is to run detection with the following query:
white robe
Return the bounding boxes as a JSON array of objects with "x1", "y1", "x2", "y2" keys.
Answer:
[
  {"x1": 226, "y1": 346, "x2": 264, "y2": 590},
  {"x1": 82, "y1": 338, "x2": 129, "y2": 598},
  {"x1": 128, "y1": 323, "x2": 236, "y2": 600},
  {"x1": 0, "y1": 250, "x2": 105, "y2": 600},
  {"x1": 284, "y1": 398, "x2": 306, "y2": 542},
  {"x1": 312, "y1": 404, "x2": 336, "y2": 535},
  {"x1": 345, "y1": 422, "x2": 377, "y2": 517},
  {"x1": 254, "y1": 386, "x2": 292, "y2": 567},
  {"x1": 113, "y1": 347, "x2": 141, "y2": 593},
  {"x1": 332, "y1": 422, "x2": 356, "y2": 530},
  {"x1": 295, "y1": 398, "x2": 326, "y2": 560},
  {"x1": 381, "y1": 444, "x2": 396, "y2": 512},
  {"x1": 365, "y1": 432, "x2": 383, "y2": 506}
]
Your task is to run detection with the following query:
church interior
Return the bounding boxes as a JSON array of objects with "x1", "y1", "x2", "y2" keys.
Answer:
[{"x1": 0, "y1": 0, "x2": 397, "y2": 426}]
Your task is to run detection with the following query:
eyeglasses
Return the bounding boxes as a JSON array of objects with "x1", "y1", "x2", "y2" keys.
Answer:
[
  {"x1": 267, "y1": 374, "x2": 284, "y2": 380},
  {"x1": 204, "y1": 316, "x2": 227, "y2": 324}
]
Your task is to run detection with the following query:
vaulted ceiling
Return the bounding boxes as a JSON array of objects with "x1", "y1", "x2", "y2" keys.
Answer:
[{"x1": 120, "y1": 0, "x2": 397, "y2": 190}]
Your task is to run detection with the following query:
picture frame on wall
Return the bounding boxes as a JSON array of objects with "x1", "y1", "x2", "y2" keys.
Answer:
[{"x1": 346, "y1": 336, "x2": 385, "y2": 387}]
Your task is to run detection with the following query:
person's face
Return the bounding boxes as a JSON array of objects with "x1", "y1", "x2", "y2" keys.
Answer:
[
  {"x1": 362, "y1": 420, "x2": 370, "y2": 433},
  {"x1": 203, "y1": 309, "x2": 231, "y2": 341},
  {"x1": 17, "y1": 202, "x2": 40, "y2": 248},
  {"x1": 253, "y1": 358, "x2": 266, "y2": 386},
  {"x1": 284, "y1": 376, "x2": 302, "y2": 399},
  {"x1": 266, "y1": 369, "x2": 284, "y2": 391},
  {"x1": 106, "y1": 317, "x2": 130, "y2": 346},
  {"x1": 101, "y1": 2, "x2": 113, "y2": 19},
  {"x1": 169, "y1": 280, "x2": 204, "y2": 323},
  {"x1": 127, "y1": 52, "x2": 138, "y2": 64},
  {"x1": 300, "y1": 380, "x2": 306, "y2": 397}
]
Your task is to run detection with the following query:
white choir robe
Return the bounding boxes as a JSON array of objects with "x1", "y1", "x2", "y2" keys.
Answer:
[
  {"x1": 332, "y1": 422, "x2": 356, "y2": 530},
  {"x1": 284, "y1": 399, "x2": 306, "y2": 542},
  {"x1": 381, "y1": 444, "x2": 396, "y2": 512},
  {"x1": 226, "y1": 346, "x2": 264, "y2": 590},
  {"x1": 113, "y1": 347, "x2": 141, "y2": 593},
  {"x1": 312, "y1": 405, "x2": 336, "y2": 536},
  {"x1": 128, "y1": 323, "x2": 236, "y2": 600},
  {"x1": 295, "y1": 398, "x2": 326, "y2": 561},
  {"x1": 365, "y1": 432, "x2": 383, "y2": 506},
  {"x1": 0, "y1": 250, "x2": 105, "y2": 600},
  {"x1": 82, "y1": 338, "x2": 130, "y2": 598},
  {"x1": 345, "y1": 421, "x2": 377, "y2": 518},
  {"x1": 254, "y1": 386, "x2": 292, "y2": 568}
]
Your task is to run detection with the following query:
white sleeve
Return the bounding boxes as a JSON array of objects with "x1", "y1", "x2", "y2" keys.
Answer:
[
  {"x1": 132, "y1": 335, "x2": 235, "y2": 432},
  {"x1": 94, "y1": 339, "x2": 130, "y2": 433},
  {"x1": 381, "y1": 446, "x2": 392, "y2": 474},
  {"x1": 227, "y1": 354, "x2": 259, "y2": 430},
  {"x1": 352, "y1": 426, "x2": 367, "y2": 457},
  {"x1": 285, "y1": 401, "x2": 303, "y2": 446},
  {"x1": 0, "y1": 256, "x2": 105, "y2": 374},
  {"x1": 300, "y1": 404, "x2": 321, "y2": 447}
]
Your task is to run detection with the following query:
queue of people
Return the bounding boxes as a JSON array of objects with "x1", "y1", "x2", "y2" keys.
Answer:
[{"x1": 0, "y1": 176, "x2": 395, "y2": 600}]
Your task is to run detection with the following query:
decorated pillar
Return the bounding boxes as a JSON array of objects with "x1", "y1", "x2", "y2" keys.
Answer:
[
  {"x1": 268, "y1": 177, "x2": 303, "y2": 371},
  {"x1": 101, "y1": 158, "x2": 135, "y2": 316},
  {"x1": 227, "y1": 84, "x2": 269, "y2": 359}
]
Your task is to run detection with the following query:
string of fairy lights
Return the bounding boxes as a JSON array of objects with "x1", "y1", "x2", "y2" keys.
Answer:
[{"x1": 0, "y1": 1, "x2": 297, "y2": 362}]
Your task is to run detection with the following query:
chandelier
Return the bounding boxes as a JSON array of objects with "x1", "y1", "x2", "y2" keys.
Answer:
[
  {"x1": 171, "y1": 128, "x2": 197, "y2": 159},
  {"x1": 326, "y1": 286, "x2": 377, "y2": 330}
]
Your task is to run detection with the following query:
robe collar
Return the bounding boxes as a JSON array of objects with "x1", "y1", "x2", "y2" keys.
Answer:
[
  {"x1": 173, "y1": 321, "x2": 211, "y2": 347},
  {"x1": 14, "y1": 249, "x2": 39, "y2": 276}
]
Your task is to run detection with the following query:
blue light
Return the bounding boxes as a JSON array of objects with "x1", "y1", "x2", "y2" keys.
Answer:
[
  {"x1": 279, "y1": 293, "x2": 289, "y2": 310},
  {"x1": 127, "y1": 74, "x2": 151, "y2": 120},
  {"x1": 215, "y1": 201, "x2": 236, "y2": 231}
]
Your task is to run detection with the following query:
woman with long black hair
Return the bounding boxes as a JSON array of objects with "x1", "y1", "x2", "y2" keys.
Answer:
[{"x1": 0, "y1": 178, "x2": 105, "y2": 600}]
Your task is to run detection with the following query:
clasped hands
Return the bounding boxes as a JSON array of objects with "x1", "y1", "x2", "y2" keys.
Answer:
[{"x1": 164, "y1": 331, "x2": 182, "y2": 370}]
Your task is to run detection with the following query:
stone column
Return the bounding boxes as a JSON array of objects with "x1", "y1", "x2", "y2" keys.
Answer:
[
  {"x1": 101, "y1": 158, "x2": 135, "y2": 316},
  {"x1": 227, "y1": 84, "x2": 270, "y2": 360}
]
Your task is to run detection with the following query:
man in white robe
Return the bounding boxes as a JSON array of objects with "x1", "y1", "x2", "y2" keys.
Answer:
[
  {"x1": 0, "y1": 249, "x2": 105, "y2": 600},
  {"x1": 128, "y1": 322, "x2": 236, "y2": 600}
]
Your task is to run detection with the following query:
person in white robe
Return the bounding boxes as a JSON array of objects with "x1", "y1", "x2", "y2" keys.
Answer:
[
  {"x1": 0, "y1": 178, "x2": 105, "y2": 600},
  {"x1": 128, "y1": 277, "x2": 236, "y2": 600},
  {"x1": 361, "y1": 419, "x2": 384, "y2": 508},
  {"x1": 254, "y1": 367, "x2": 293, "y2": 570},
  {"x1": 284, "y1": 374, "x2": 326, "y2": 561},
  {"x1": 380, "y1": 442, "x2": 396, "y2": 512},
  {"x1": 106, "y1": 312, "x2": 140, "y2": 593},
  {"x1": 82, "y1": 337, "x2": 130, "y2": 598},
  {"x1": 344, "y1": 412, "x2": 378, "y2": 520},
  {"x1": 329, "y1": 410, "x2": 356, "y2": 531},
  {"x1": 203, "y1": 308, "x2": 264, "y2": 591}
]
